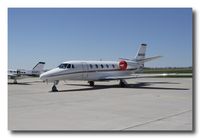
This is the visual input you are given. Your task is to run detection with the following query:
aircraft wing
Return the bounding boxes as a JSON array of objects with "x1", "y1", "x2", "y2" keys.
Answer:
[{"x1": 98, "y1": 73, "x2": 176, "y2": 81}]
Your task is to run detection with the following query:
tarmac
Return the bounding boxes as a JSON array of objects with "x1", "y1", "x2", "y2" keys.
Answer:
[{"x1": 8, "y1": 77, "x2": 193, "y2": 131}]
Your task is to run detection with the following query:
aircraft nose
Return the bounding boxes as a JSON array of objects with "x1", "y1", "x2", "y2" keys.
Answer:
[
  {"x1": 40, "y1": 72, "x2": 47, "y2": 80},
  {"x1": 39, "y1": 68, "x2": 59, "y2": 81}
]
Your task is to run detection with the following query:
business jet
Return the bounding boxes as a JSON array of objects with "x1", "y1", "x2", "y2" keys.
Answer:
[
  {"x1": 8, "y1": 62, "x2": 45, "y2": 83},
  {"x1": 40, "y1": 44, "x2": 162, "y2": 92}
]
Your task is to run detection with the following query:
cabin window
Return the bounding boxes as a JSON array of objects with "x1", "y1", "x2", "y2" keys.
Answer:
[
  {"x1": 112, "y1": 64, "x2": 115, "y2": 68},
  {"x1": 101, "y1": 64, "x2": 104, "y2": 68},
  {"x1": 67, "y1": 64, "x2": 71, "y2": 68},
  {"x1": 95, "y1": 64, "x2": 98, "y2": 68},
  {"x1": 90, "y1": 64, "x2": 93, "y2": 69},
  {"x1": 106, "y1": 64, "x2": 109, "y2": 68},
  {"x1": 72, "y1": 64, "x2": 74, "y2": 69}
]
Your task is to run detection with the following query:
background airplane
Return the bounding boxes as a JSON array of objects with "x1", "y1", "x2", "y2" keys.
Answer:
[
  {"x1": 40, "y1": 44, "x2": 161, "y2": 92},
  {"x1": 8, "y1": 62, "x2": 45, "y2": 83}
]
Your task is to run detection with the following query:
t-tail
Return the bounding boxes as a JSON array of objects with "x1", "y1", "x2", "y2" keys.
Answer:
[
  {"x1": 135, "y1": 44, "x2": 161, "y2": 69},
  {"x1": 135, "y1": 43, "x2": 146, "y2": 68},
  {"x1": 31, "y1": 62, "x2": 45, "y2": 76}
]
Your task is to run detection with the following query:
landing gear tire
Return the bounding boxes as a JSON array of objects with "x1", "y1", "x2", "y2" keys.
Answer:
[
  {"x1": 51, "y1": 80, "x2": 59, "y2": 92},
  {"x1": 119, "y1": 80, "x2": 127, "y2": 87},
  {"x1": 52, "y1": 85, "x2": 58, "y2": 92},
  {"x1": 88, "y1": 81, "x2": 94, "y2": 87}
]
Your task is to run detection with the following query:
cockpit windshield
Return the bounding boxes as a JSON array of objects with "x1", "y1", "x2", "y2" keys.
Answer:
[
  {"x1": 58, "y1": 64, "x2": 66, "y2": 69},
  {"x1": 58, "y1": 63, "x2": 71, "y2": 69}
]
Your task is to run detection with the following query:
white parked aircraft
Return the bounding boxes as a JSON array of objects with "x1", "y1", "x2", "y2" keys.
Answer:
[
  {"x1": 40, "y1": 44, "x2": 161, "y2": 91},
  {"x1": 8, "y1": 62, "x2": 45, "y2": 83}
]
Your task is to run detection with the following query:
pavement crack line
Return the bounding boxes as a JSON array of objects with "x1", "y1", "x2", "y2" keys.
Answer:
[{"x1": 121, "y1": 109, "x2": 192, "y2": 130}]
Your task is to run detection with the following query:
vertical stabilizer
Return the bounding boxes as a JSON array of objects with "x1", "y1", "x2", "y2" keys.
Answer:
[
  {"x1": 135, "y1": 44, "x2": 147, "y2": 71},
  {"x1": 135, "y1": 43, "x2": 147, "y2": 60},
  {"x1": 32, "y1": 62, "x2": 45, "y2": 71}
]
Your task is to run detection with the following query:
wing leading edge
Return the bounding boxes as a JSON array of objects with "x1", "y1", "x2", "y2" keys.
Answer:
[{"x1": 98, "y1": 73, "x2": 171, "y2": 81}]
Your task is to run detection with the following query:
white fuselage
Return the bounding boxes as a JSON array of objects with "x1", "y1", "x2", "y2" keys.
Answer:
[{"x1": 40, "y1": 60, "x2": 141, "y2": 82}]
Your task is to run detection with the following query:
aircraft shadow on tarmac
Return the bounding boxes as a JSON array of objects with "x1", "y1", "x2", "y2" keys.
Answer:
[
  {"x1": 8, "y1": 82, "x2": 31, "y2": 85},
  {"x1": 57, "y1": 81, "x2": 189, "y2": 93},
  {"x1": 8, "y1": 81, "x2": 43, "y2": 85}
]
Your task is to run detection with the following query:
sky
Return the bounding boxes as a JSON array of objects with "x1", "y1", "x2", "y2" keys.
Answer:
[{"x1": 8, "y1": 8, "x2": 192, "y2": 69}]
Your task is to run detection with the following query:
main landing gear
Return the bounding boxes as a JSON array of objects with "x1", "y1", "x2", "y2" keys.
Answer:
[
  {"x1": 88, "y1": 80, "x2": 127, "y2": 87},
  {"x1": 119, "y1": 79, "x2": 128, "y2": 87},
  {"x1": 88, "y1": 81, "x2": 94, "y2": 86},
  {"x1": 52, "y1": 80, "x2": 59, "y2": 92}
]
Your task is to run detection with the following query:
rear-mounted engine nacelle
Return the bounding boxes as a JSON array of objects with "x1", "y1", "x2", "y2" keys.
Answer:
[{"x1": 119, "y1": 60, "x2": 128, "y2": 71}]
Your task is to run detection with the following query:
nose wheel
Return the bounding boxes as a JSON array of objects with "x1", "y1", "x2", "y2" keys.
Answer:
[
  {"x1": 52, "y1": 85, "x2": 58, "y2": 92},
  {"x1": 51, "y1": 80, "x2": 59, "y2": 92}
]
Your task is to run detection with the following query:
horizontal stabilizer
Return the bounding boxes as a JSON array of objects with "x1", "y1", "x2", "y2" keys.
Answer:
[{"x1": 136, "y1": 56, "x2": 162, "y2": 63}]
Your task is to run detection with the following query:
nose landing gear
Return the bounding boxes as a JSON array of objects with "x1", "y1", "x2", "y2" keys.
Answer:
[
  {"x1": 51, "y1": 80, "x2": 59, "y2": 92},
  {"x1": 52, "y1": 85, "x2": 58, "y2": 92}
]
